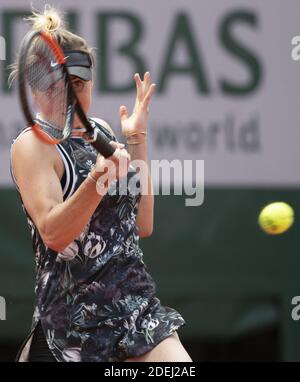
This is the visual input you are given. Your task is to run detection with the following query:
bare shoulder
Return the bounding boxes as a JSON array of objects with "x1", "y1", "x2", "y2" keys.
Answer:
[
  {"x1": 12, "y1": 129, "x2": 55, "y2": 159},
  {"x1": 11, "y1": 129, "x2": 57, "y2": 179},
  {"x1": 90, "y1": 117, "x2": 116, "y2": 138}
]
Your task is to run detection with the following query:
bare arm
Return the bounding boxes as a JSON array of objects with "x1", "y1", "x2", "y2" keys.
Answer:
[
  {"x1": 11, "y1": 131, "x2": 128, "y2": 252},
  {"x1": 127, "y1": 139, "x2": 154, "y2": 237},
  {"x1": 119, "y1": 72, "x2": 156, "y2": 238}
]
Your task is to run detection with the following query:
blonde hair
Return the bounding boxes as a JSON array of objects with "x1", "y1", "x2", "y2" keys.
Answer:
[{"x1": 9, "y1": 4, "x2": 94, "y2": 86}]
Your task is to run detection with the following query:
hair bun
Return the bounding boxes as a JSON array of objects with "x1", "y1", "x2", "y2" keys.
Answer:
[
  {"x1": 44, "y1": 11, "x2": 61, "y2": 32},
  {"x1": 30, "y1": 5, "x2": 63, "y2": 33}
]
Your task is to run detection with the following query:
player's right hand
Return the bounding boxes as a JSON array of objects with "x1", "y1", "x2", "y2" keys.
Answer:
[{"x1": 93, "y1": 141, "x2": 131, "y2": 186}]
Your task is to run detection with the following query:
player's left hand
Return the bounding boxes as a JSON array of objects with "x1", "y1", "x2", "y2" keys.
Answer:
[{"x1": 119, "y1": 72, "x2": 156, "y2": 139}]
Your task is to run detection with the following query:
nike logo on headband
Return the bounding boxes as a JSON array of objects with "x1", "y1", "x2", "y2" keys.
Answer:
[{"x1": 50, "y1": 56, "x2": 69, "y2": 68}]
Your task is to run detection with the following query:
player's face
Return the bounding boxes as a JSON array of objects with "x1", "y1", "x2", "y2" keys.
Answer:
[
  {"x1": 33, "y1": 79, "x2": 67, "y2": 128},
  {"x1": 33, "y1": 76, "x2": 93, "y2": 129},
  {"x1": 70, "y1": 76, "x2": 92, "y2": 128}
]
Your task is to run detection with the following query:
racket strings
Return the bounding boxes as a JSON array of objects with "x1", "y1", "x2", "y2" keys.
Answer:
[{"x1": 23, "y1": 36, "x2": 71, "y2": 140}]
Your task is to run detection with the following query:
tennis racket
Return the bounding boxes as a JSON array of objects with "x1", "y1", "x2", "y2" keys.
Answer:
[{"x1": 17, "y1": 30, "x2": 115, "y2": 158}]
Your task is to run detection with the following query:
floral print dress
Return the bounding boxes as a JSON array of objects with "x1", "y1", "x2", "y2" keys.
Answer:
[{"x1": 11, "y1": 118, "x2": 186, "y2": 362}]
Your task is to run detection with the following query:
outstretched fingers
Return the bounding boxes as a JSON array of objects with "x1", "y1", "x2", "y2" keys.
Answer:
[
  {"x1": 134, "y1": 73, "x2": 143, "y2": 101},
  {"x1": 142, "y1": 83, "x2": 156, "y2": 112}
]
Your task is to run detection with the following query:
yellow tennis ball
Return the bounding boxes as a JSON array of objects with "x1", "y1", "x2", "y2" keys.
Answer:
[{"x1": 258, "y1": 202, "x2": 294, "y2": 235}]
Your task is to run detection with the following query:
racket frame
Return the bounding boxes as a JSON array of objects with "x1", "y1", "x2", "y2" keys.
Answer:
[{"x1": 18, "y1": 30, "x2": 114, "y2": 157}]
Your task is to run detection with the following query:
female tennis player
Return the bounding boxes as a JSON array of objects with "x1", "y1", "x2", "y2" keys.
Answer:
[{"x1": 10, "y1": 6, "x2": 192, "y2": 362}]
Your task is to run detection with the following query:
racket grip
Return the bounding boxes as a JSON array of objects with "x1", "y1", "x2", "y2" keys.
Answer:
[{"x1": 91, "y1": 130, "x2": 115, "y2": 158}]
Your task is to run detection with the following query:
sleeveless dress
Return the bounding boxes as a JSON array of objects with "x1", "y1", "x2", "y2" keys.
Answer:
[{"x1": 11, "y1": 117, "x2": 186, "y2": 362}]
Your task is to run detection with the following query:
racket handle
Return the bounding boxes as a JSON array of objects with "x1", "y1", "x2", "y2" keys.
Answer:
[
  {"x1": 90, "y1": 129, "x2": 116, "y2": 158},
  {"x1": 74, "y1": 103, "x2": 116, "y2": 157}
]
